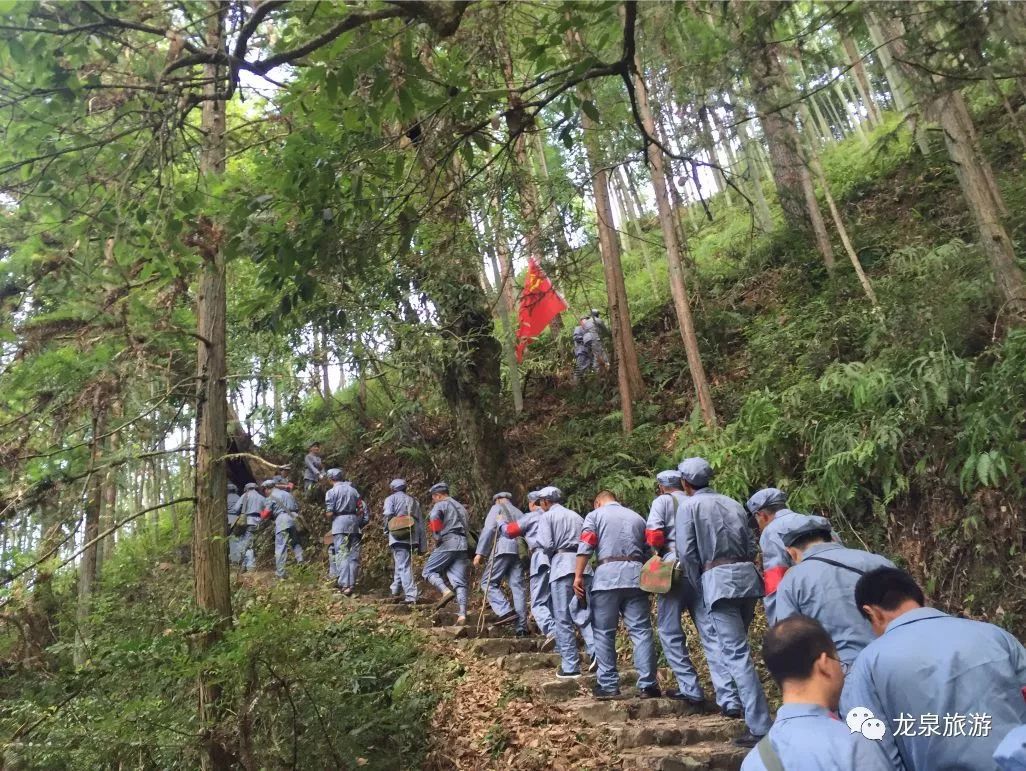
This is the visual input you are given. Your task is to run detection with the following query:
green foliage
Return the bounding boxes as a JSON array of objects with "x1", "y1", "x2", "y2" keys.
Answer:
[{"x1": 0, "y1": 527, "x2": 446, "y2": 770}]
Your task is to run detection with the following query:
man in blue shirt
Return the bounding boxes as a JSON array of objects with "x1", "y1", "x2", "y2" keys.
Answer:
[
  {"x1": 575, "y1": 490, "x2": 659, "y2": 700},
  {"x1": 324, "y1": 468, "x2": 368, "y2": 595},
  {"x1": 841, "y1": 567, "x2": 1026, "y2": 770},
  {"x1": 775, "y1": 517, "x2": 894, "y2": 666},
  {"x1": 676, "y1": 457, "x2": 771, "y2": 746},
  {"x1": 422, "y1": 482, "x2": 471, "y2": 624},
  {"x1": 382, "y1": 479, "x2": 425, "y2": 605},
  {"x1": 740, "y1": 615, "x2": 890, "y2": 770},
  {"x1": 474, "y1": 492, "x2": 528, "y2": 634}
]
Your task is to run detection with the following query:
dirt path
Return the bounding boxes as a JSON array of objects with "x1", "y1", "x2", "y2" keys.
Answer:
[{"x1": 359, "y1": 596, "x2": 750, "y2": 770}]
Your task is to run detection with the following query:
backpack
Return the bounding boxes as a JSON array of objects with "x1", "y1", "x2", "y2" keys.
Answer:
[
  {"x1": 639, "y1": 555, "x2": 678, "y2": 594},
  {"x1": 388, "y1": 499, "x2": 416, "y2": 541}
]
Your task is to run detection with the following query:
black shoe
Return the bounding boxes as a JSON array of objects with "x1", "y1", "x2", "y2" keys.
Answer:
[
  {"x1": 731, "y1": 730, "x2": 764, "y2": 749},
  {"x1": 493, "y1": 611, "x2": 518, "y2": 626},
  {"x1": 666, "y1": 690, "x2": 706, "y2": 708},
  {"x1": 638, "y1": 685, "x2": 663, "y2": 699},
  {"x1": 721, "y1": 706, "x2": 743, "y2": 719},
  {"x1": 514, "y1": 628, "x2": 530, "y2": 639},
  {"x1": 592, "y1": 687, "x2": 624, "y2": 701},
  {"x1": 556, "y1": 668, "x2": 582, "y2": 679}
]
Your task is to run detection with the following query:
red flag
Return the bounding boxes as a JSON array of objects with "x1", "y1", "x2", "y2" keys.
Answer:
[{"x1": 515, "y1": 258, "x2": 567, "y2": 362}]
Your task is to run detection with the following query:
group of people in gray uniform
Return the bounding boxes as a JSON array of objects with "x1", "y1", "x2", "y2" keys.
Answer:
[
  {"x1": 232, "y1": 444, "x2": 1026, "y2": 770},
  {"x1": 226, "y1": 476, "x2": 304, "y2": 578},
  {"x1": 571, "y1": 309, "x2": 609, "y2": 382}
]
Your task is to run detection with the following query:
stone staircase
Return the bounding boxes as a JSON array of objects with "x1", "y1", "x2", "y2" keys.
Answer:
[{"x1": 370, "y1": 596, "x2": 749, "y2": 770}]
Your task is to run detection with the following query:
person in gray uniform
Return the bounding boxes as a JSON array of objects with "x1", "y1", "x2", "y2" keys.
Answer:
[
  {"x1": 235, "y1": 482, "x2": 267, "y2": 572},
  {"x1": 774, "y1": 517, "x2": 894, "y2": 666},
  {"x1": 502, "y1": 490, "x2": 556, "y2": 648},
  {"x1": 382, "y1": 478, "x2": 425, "y2": 605},
  {"x1": 422, "y1": 482, "x2": 471, "y2": 624},
  {"x1": 474, "y1": 492, "x2": 528, "y2": 633},
  {"x1": 646, "y1": 469, "x2": 741, "y2": 712},
  {"x1": 303, "y1": 442, "x2": 324, "y2": 491},
  {"x1": 580, "y1": 309, "x2": 609, "y2": 372},
  {"x1": 227, "y1": 483, "x2": 242, "y2": 565},
  {"x1": 676, "y1": 457, "x2": 771, "y2": 748},
  {"x1": 575, "y1": 490, "x2": 659, "y2": 700},
  {"x1": 265, "y1": 479, "x2": 304, "y2": 579},
  {"x1": 324, "y1": 468, "x2": 367, "y2": 595},
  {"x1": 536, "y1": 486, "x2": 595, "y2": 678}
]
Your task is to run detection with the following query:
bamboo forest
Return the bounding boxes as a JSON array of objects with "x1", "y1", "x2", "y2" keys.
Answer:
[{"x1": 2, "y1": 1, "x2": 1026, "y2": 769}]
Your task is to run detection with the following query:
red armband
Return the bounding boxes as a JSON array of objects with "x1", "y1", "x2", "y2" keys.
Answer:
[
  {"x1": 645, "y1": 529, "x2": 666, "y2": 549},
  {"x1": 764, "y1": 565, "x2": 788, "y2": 595},
  {"x1": 429, "y1": 518, "x2": 443, "y2": 534},
  {"x1": 506, "y1": 520, "x2": 522, "y2": 538},
  {"x1": 580, "y1": 530, "x2": 598, "y2": 547},
  {"x1": 260, "y1": 508, "x2": 271, "y2": 520}
]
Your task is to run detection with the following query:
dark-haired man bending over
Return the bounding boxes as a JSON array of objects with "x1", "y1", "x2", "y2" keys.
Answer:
[
  {"x1": 741, "y1": 616, "x2": 890, "y2": 770},
  {"x1": 841, "y1": 567, "x2": 1026, "y2": 771}
]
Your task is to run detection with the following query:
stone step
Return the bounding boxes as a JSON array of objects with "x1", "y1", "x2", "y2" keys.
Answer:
[
  {"x1": 610, "y1": 715, "x2": 743, "y2": 749},
  {"x1": 568, "y1": 695, "x2": 710, "y2": 725},
  {"x1": 617, "y1": 741, "x2": 748, "y2": 771},
  {"x1": 498, "y1": 652, "x2": 562, "y2": 673},
  {"x1": 460, "y1": 637, "x2": 545, "y2": 656},
  {"x1": 538, "y1": 669, "x2": 639, "y2": 701}
]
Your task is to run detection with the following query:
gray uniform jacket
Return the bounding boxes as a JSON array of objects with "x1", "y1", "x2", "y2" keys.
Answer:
[
  {"x1": 303, "y1": 452, "x2": 323, "y2": 482},
  {"x1": 538, "y1": 504, "x2": 592, "y2": 582},
  {"x1": 578, "y1": 501, "x2": 647, "y2": 591},
  {"x1": 842, "y1": 607, "x2": 1026, "y2": 771},
  {"x1": 676, "y1": 488, "x2": 762, "y2": 607},
  {"x1": 580, "y1": 316, "x2": 607, "y2": 344},
  {"x1": 227, "y1": 492, "x2": 241, "y2": 525},
  {"x1": 776, "y1": 543, "x2": 895, "y2": 665},
  {"x1": 646, "y1": 490, "x2": 688, "y2": 556},
  {"x1": 383, "y1": 491, "x2": 426, "y2": 550},
  {"x1": 505, "y1": 509, "x2": 550, "y2": 576},
  {"x1": 428, "y1": 497, "x2": 469, "y2": 552},
  {"x1": 477, "y1": 502, "x2": 522, "y2": 558},
  {"x1": 326, "y1": 481, "x2": 365, "y2": 535},
  {"x1": 237, "y1": 489, "x2": 267, "y2": 527},
  {"x1": 268, "y1": 488, "x2": 299, "y2": 533}
]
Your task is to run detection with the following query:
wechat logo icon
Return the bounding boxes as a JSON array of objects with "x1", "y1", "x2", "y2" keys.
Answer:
[{"x1": 846, "y1": 707, "x2": 887, "y2": 741}]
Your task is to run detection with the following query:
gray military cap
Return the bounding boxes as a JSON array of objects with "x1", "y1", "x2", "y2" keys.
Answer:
[
  {"x1": 779, "y1": 515, "x2": 835, "y2": 548},
  {"x1": 244, "y1": 482, "x2": 257, "y2": 491},
  {"x1": 390, "y1": 479, "x2": 407, "y2": 491},
  {"x1": 261, "y1": 479, "x2": 276, "y2": 488},
  {"x1": 526, "y1": 490, "x2": 541, "y2": 503},
  {"x1": 429, "y1": 481, "x2": 449, "y2": 494},
  {"x1": 656, "y1": 469, "x2": 683, "y2": 488},
  {"x1": 227, "y1": 482, "x2": 237, "y2": 493},
  {"x1": 746, "y1": 488, "x2": 788, "y2": 514},
  {"x1": 538, "y1": 486, "x2": 562, "y2": 502},
  {"x1": 678, "y1": 457, "x2": 713, "y2": 488},
  {"x1": 326, "y1": 468, "x2": 343, "y2": 481},
  {"x1": 492, "y1": 491, "x2": 513, "y2": 501}
]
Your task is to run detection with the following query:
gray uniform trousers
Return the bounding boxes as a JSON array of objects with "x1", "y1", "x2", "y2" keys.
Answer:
[
  {"x1": 390, "y1": 545, "x2": 418, "y2": 602},
  {"x1": 550, "y1": 574, "x2": 594, "y2": 673},
  {"x1": 274, "y1": 531, "x2": 304, "y2": 578},
  {"x1": 697, "y1": 596, "x2": 772, "y2": 735},
  {"x1": 529, "y1": 568, "x2": 555, "y2": 637},
  {"x1": 422, "y1": 548, "x2": 469, "y2": 616},
  {"x1": 334, "y1": 533, "x2": 362, "y2": 590},
  {"x1": 657, "y1": 582, "x2": 742, "y2": 709},
  {"x1": 591, "y1": 587, "x2": 658, "y2": 694},
  {"x1": 480, "y1": 553, "x2": 528, "y2": 631}
]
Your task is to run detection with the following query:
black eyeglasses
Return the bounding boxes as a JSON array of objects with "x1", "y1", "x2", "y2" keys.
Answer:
[{"x1": 828, "y1": 655, "x2": 851, "y2": 675}]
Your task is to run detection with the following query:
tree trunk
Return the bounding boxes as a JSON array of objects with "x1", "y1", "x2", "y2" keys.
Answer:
[
  {"x1": 735, "y1": 112, "x2": 775, "y2": 232},
  {"x1": 745, "y1": 25, "x2": 816, "y2": 233},
  {"x1": 614, "y1": 167, "x2": 659, "y2": 294},
  {"x1": 75, "y1": 396, "x2": 107, "y2": 666},
  {"x1": 193, "y1": 3, "x2": 234, "y2": 767},
  {"x1": 319, "y1": 327, "x2": 331, "y2": 399},
  {"x1": 630, "y1": 45, "x2": 717, "y2": 427},
  {"x1": 932, "y1": 90, "x2": 1026, "y2": 315},
  {"x1": 581, "y1": 118, "x2": 641, "y2": 433},
  {"x1": 865, "y1": 11, "x2": 931, "y2": 155},
  {"x1": 483, "y1": 205, "x2": 524, "y2": 414},
  {"x1": 841, "y1": 34, "x2": 882, "y2": 125}
]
